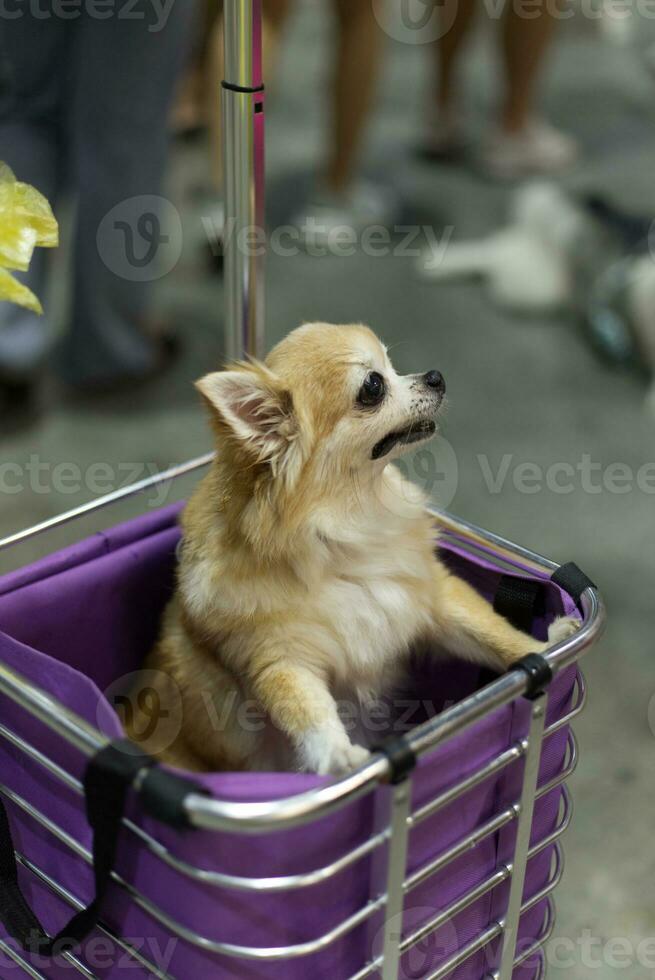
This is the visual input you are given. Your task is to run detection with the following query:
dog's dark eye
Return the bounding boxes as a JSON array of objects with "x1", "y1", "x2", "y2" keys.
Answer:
[{"x1": 357, "y1": 372, "x2": 385, "y2": 407}]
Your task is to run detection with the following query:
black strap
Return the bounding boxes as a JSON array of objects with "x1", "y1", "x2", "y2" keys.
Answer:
[
  {"x1": 551, "y1": 562, "x2": 596, "y2": 608},
  {"x1": 221, "y1": 80, "x2": 265, "y2": 95},
  {"x1": 0, "y1": 800, "x2": 44, "y2": 955},
  {"x1": 0, "y1": 739, "x2": 204, "y2": 957},
  {"x1": 510, "y1": 653, "x2": 553, "y2": 700},
  {"x1": 372, "y1": 735, "x2": 416, "y2": 785},
  {"x1": 140, "y1": 766, "x2": 200, "y2": 830},
  {"x1": 493, "y1": 574, "x2": 545, "y2": 634}
]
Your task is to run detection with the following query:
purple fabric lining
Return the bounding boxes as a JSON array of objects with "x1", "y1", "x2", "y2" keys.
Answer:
[{"x1": 0, "y1": 506, "x2": 579, "y2": 979}]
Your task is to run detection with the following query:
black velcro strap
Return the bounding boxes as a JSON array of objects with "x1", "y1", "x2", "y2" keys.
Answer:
[
  {"x1": 33, "y1": 740, "x2": 154, "y2": 956},
  {"x1": 373, "y1": 735, "x2": 416, "y2": 785},
  {"x1": 551, "y1": 562, "x2": 596, "y2": 606},
  {"x1": 510, "y1": 653, "x2": 553, "y2": 700},
  {"x1": 140, "y1": 766, "x2": 207, "y2": 829},
  {"x1": 494, "y1": 574, "x2": 545, "y2": 634},
  {"x1": 0, "y1": 738, "x2": 200, "y2": 957},
  {"x1": 0, "y1": 800, "x2": 45, "y2": 953}
]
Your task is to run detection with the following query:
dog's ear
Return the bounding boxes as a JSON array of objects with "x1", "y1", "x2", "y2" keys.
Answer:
[{"x1": 196, "y1": 366, "x2": 297, "y2": 468}]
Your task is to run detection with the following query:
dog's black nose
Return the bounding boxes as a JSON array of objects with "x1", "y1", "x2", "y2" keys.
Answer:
[{"x1": 424, "y1": 370, "x2": 445, "y2": 394}]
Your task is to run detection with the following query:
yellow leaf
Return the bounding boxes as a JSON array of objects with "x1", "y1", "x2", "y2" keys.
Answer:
[
  {"x1": 0, "y1": 162, "x2": 58, "y2": 272},
  {"x1": 0, "y1": 266, "x2": 43, "y2": 314},
  {"x1": 0, "y1": 163, "x2": 16, "y2": 184}
]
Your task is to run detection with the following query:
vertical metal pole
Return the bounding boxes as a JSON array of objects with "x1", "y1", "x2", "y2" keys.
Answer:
[
  {"x1": 380, "y1": 780, "x2": 412, "y2": 980},
  {"x1": 497, "y1": 695, "x2": 547, "y2": 980},
  {"x1": 222, "y1": 0, "x2": 266, "y2": 360}
]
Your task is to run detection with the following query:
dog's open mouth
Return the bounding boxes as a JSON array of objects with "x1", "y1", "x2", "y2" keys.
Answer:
[{"x1": 371, "y1": 419, "x2": 436, "y2": 460}]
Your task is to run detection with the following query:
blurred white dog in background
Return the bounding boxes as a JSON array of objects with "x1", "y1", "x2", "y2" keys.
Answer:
[{"x1": 418, "y1": 181, "x2": 655, "y2": 414}]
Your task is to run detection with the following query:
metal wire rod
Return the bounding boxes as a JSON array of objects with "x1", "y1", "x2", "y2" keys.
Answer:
[
  {"x1": 349, "y1": 889, "x2": 556, "y2": 980},
  {"x1": 0, "y1": 938, "x2": 48, "y2": 980},
  {"x1": 497, "y1": 695, "x2": 547, "y2": 979},
  {"x1": 0, "y1": 647, "x2": 588, "y2": 835},
  {"x1": 486, "y1": 898, "x2": 555, "y2": 979},
  {"x1": 0, "y1": 693, "x2": 580, "y2": 896},
  {"x1": 409, "y1": 738, "x2": 528, "y2": 827},
  {"x1": 401, "y1": 867, "x2": 511, "y2": 955},
  {"x1": 13, "y1": 852, "x2": 175, "y2": 980},
  {"x1": 0, "y1": 770, "x2": 570, "y2": 965},
  {"x1": 379, "y1": 781, "x2": 412, "y2": 980},
  {"x1": 0, "y1": 454, "x2": 213, "y2": 555}
]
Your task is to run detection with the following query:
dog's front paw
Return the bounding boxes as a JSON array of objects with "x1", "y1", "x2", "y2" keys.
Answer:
[
  {"x1": 299, "y1": 730, "x2": 370, "y2": 776},
  {"x1": 547, "y1": 615, "x2": 580, "y2": 645}
]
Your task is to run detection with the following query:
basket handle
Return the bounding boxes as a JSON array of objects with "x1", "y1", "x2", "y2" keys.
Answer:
[
  {"x1": 222, "y1": 0, "x2": 266, "y2": 361},
  {"x1": 0, "y1": 739, "x2": 205, "y2": 957}
]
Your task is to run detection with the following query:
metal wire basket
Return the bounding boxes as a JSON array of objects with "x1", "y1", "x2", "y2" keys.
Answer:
[{"x1": 0, "y1": 456, "x2": 604, "y2": 980}]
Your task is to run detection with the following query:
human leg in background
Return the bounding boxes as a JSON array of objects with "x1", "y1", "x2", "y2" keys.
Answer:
[
  {"x1": 206, "y1": 0, "x2": 387, "y2": 251},
  {"x1": 325, "y1": 0, "x2": 385, "y2": 195},
  {"x1": 501, "y1": 0, "x2": 559, "y2": 132},
  {"x1": 295, "y1": 0, "x2": 390, "y2": 247},
  {"x1": 426, "y1": 0, "x2": 578, "y2": 176},
  {"x1": 484, "y1": 0, "x2": 578, "y2": 176},
  {"x1": 425, "y1": 0, "x2": 477, "y2": 158},
  {"x1": 61, "y1": 0, "x2": 198, "y2": 389},
  {"x1": 0, "y1": 17, "x2": 69, "y2": 421}
]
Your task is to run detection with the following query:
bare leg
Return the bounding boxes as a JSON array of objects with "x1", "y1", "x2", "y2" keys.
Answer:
[
  {"x1": 500, "y1": 0, "x2": 559, "y2": 132},
  {"x1": 326, "y1": 0, "x2": 384, "y2": 195},
  {"x1": 433, "y1": 0, "x2": 558, "y2": 130},
  {"x1": 432, "y1": 0, "x2": 478, "y2": 119}
]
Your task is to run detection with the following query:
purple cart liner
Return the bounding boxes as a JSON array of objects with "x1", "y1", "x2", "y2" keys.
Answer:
[{"x1": 0, "y1": 505, "x2": 579, "y2": 979}]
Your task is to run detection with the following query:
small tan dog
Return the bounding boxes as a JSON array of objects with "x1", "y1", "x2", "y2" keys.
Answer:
[{"x1": 127, "y1": 322, "x2": 576, "y2": 774}]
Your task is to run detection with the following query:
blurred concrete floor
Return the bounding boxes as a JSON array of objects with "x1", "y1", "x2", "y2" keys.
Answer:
[{"x1": 2, "y1": 3, "x2": 655, "y2": 977}]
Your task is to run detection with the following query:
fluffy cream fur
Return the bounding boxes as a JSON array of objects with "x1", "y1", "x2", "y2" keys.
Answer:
[{"x1": 125, "y1": 322, "x2": 578, "y2": 775}]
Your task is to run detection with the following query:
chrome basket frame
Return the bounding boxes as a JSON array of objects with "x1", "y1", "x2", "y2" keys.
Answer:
[{"x1": 0, "y1": 456, "x2": 605, "y2": 980}]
